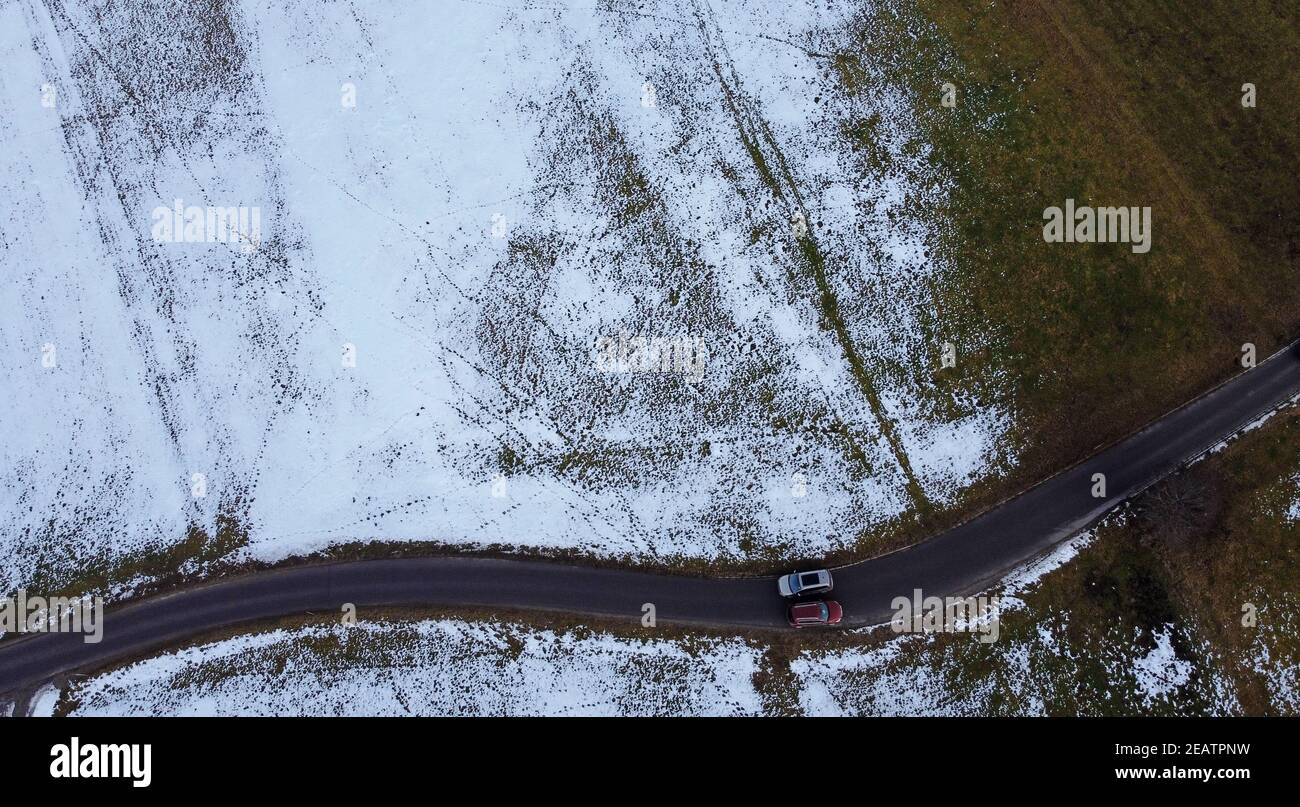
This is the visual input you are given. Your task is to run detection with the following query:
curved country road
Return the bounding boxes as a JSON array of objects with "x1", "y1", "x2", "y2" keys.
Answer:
[{"x1": 4, "y1": 342, "x2": 1300, "y2": 697}]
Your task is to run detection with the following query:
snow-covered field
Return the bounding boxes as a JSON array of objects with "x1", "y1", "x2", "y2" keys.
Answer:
[
  {"x1": 58, "y1": 609, "x2": 1242, "y2": 717},
  {"x1": 1, "y1": 0, "x2": 1015, "y2": 592},
  {"x1": 69, "y1": 619, "x2": 766, "y2": 716},
  {"x1": 791, "y1": 620, "x2": 1239, "y2": 717}
]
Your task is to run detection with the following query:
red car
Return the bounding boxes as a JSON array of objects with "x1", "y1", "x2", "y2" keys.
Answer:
[{"x1": 788, "y1": 600, "x2": 843, "y2": 628}]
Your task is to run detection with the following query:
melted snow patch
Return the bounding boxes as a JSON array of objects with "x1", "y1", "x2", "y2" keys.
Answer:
[
  {"x1": 1131, "y1": 625, "x2": 1192, "y2": 704},
  {"x1": 1285, "y1": 475, "x2": 1300, "y2": 523},
  {"x1": 1253, "y1": 642, "x2": 1300, "y2": 712},
  {"x1": 1245, "y1": 593, "x2": 1300, "y2": 712}
]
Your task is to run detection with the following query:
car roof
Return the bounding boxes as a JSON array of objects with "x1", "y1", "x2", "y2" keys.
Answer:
[{"x1": 791, "y1": 602, "x2": 826, "y2": 618}]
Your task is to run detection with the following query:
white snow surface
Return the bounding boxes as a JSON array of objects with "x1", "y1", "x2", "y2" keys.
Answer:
[
  {"x1": 66, "y1": 613, "x2": 1233, "y2": 716},
  {"x1": 1130, "y1": 624, "x2": 1193, "y2": 704},
  {"x1": 1286, "y1": 474, "x2": 1300, "y2": 523},
  {"x1": 70, "y1": 619, "x2": 764, "y2": 716},
  {"x1": 1, "y1": 0, "x2": 1013, "y2": 590}
]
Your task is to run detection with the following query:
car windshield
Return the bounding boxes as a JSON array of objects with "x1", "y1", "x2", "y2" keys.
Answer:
[{"x1": 818, "y1": 603, "x2": 829, "y2": 620}]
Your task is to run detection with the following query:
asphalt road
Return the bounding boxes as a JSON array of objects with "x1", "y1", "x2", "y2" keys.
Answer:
[{"x1": 3, "y1": 341, "x2": 1300, "y2": 697}]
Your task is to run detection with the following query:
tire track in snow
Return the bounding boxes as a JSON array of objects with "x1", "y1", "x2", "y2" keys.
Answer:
[{"x1": 688, "y1": 0, "x2": 932, "y2": 518}]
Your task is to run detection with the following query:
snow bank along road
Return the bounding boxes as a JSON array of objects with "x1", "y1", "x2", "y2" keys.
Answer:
[{"x1": 3, "y1": 341, "x2": 1300, "y2": 696}]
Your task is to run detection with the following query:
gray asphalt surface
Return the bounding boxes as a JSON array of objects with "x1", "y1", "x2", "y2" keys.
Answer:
[{"x1": 3, "y1": 341, "x2": 1299, "y2": 697}]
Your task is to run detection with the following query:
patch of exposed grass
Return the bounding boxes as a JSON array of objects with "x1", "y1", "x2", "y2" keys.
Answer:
[
  {"x1": 832, "y1": 0, "x2": 1300, "y2": 517},
  {"x1": 20, "y1": 498, "x2": 250, "y2": 602},
  {"x1": 1146, "y1": 407, "x2": 1300, "y2": 714}
]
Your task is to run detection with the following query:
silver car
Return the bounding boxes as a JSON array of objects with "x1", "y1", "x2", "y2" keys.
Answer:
[{"x1": 777, "y1": 568, "x2": 833, "y2": 599}]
